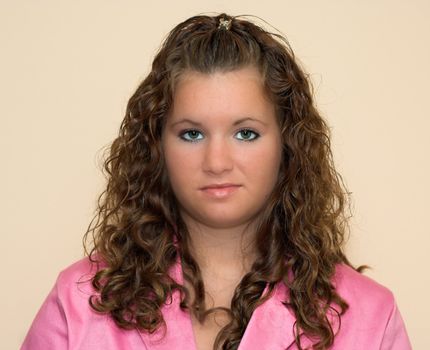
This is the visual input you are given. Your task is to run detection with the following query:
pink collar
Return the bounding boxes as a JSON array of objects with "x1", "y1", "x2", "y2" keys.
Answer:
[{"x1": 136, "y1": 248, "x2": 303, "y2": 349}]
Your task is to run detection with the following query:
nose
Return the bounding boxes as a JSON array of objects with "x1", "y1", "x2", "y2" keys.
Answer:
[{"x1": 202, "y1": 137, "x2": 233, "y2": 175}]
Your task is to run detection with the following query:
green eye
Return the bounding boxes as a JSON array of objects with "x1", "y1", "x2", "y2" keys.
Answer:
[
  {"x1": 235, "y1": 129, "x2": 259, "y2": 141},
  {"x1": 180, "y1": 129, "x2": 204, "y2": 142}
]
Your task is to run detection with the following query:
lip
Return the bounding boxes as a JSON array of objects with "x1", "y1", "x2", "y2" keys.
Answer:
[
  {"x1": 199, "y1": 184, "x2": 241, "y2": 199},
  {"x1": 200, "y1": 183, "x2": 240, "y2": 190}
]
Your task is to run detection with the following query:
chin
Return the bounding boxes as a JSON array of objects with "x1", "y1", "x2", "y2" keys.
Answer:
[{"x1": 197, "y1": 211, "x2": 256, "y2": 229}]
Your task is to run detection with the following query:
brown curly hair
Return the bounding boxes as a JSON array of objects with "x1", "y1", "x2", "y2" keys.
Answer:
[{"x1": 83, "y1": 13, "x2": 367, "y2": 350}]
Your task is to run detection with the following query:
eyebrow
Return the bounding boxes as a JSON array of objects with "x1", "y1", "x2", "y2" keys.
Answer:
[{"x1": 170, "y1": 117, "x2": 268, "y2": 127}]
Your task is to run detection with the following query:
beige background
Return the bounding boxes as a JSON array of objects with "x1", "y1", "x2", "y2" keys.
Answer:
[{"x1": 1, "y1": 1, "x2": 429, "y2": 349}]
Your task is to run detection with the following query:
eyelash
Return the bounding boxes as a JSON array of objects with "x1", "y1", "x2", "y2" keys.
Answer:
[{"x1": 178, "y1": 128, "x2": 260, "y2": 143}]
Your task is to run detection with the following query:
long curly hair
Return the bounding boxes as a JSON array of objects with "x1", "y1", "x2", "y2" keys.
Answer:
[{"x1": 83, "y1": 13, "x2": 367, "y2": 350}]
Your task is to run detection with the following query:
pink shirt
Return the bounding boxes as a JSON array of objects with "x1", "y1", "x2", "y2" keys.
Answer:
[{"x1": 21, "y1": 255, "x2": 412, "y2": 349}]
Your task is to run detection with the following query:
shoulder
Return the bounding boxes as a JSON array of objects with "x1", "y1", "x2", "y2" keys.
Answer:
[
  {"x1": 327, "y1": 264, "x2": 412, "y2": 348},
  {"x1": 54, "y1": 255, "x2": 105, "y2": 305},
  {"x1": 333, "y1": 263, "x2": 394, "y2": 304},
  {"x1": 21, "y1": 256, "x2": 108, "y2": 349},
  {"x1": 57, "y1": 255, "x2": 101, "y2": 283},
  {"x1": 332, "y1": 263, "x2": 395, "y2": 323}
]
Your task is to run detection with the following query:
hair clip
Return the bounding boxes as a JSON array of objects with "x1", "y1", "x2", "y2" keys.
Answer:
[{"x1": 218, "y1": 17, "x2": 232, "y2": 30}]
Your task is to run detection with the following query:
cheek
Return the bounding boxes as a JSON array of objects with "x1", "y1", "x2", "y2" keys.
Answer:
[
  {"x1": 240, "y1": 142, "x2": 282, "y2": 183},
  {"x1": 164, "y1": 146, "x2": 199, "y2": 187}
]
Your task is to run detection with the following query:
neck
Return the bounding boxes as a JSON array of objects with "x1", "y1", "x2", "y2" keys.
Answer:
[{"x1": 180, "y1": 213, "x2": 259, "y2": 280}]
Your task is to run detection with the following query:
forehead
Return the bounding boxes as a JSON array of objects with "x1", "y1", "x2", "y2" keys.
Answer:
[{"x1": 168, "y1": 66, "x2": 275, "y2": 123}]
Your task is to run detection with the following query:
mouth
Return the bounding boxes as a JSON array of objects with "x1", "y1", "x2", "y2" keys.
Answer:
[
  {"x1": 199, "y1": 184, "x2": 242, "y2": 199},
  {"x1": 200, "y1": 183, "x2": 241, "y2": 190}
]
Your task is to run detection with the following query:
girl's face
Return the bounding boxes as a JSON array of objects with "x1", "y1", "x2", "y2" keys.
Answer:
[{"x1": 162, "y1": 66, "x2": 282, "y2": 230}]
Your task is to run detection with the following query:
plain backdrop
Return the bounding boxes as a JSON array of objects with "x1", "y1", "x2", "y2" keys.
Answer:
[{"x1": 1, "y1": 1, "x2": 429, "y2": 349}]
